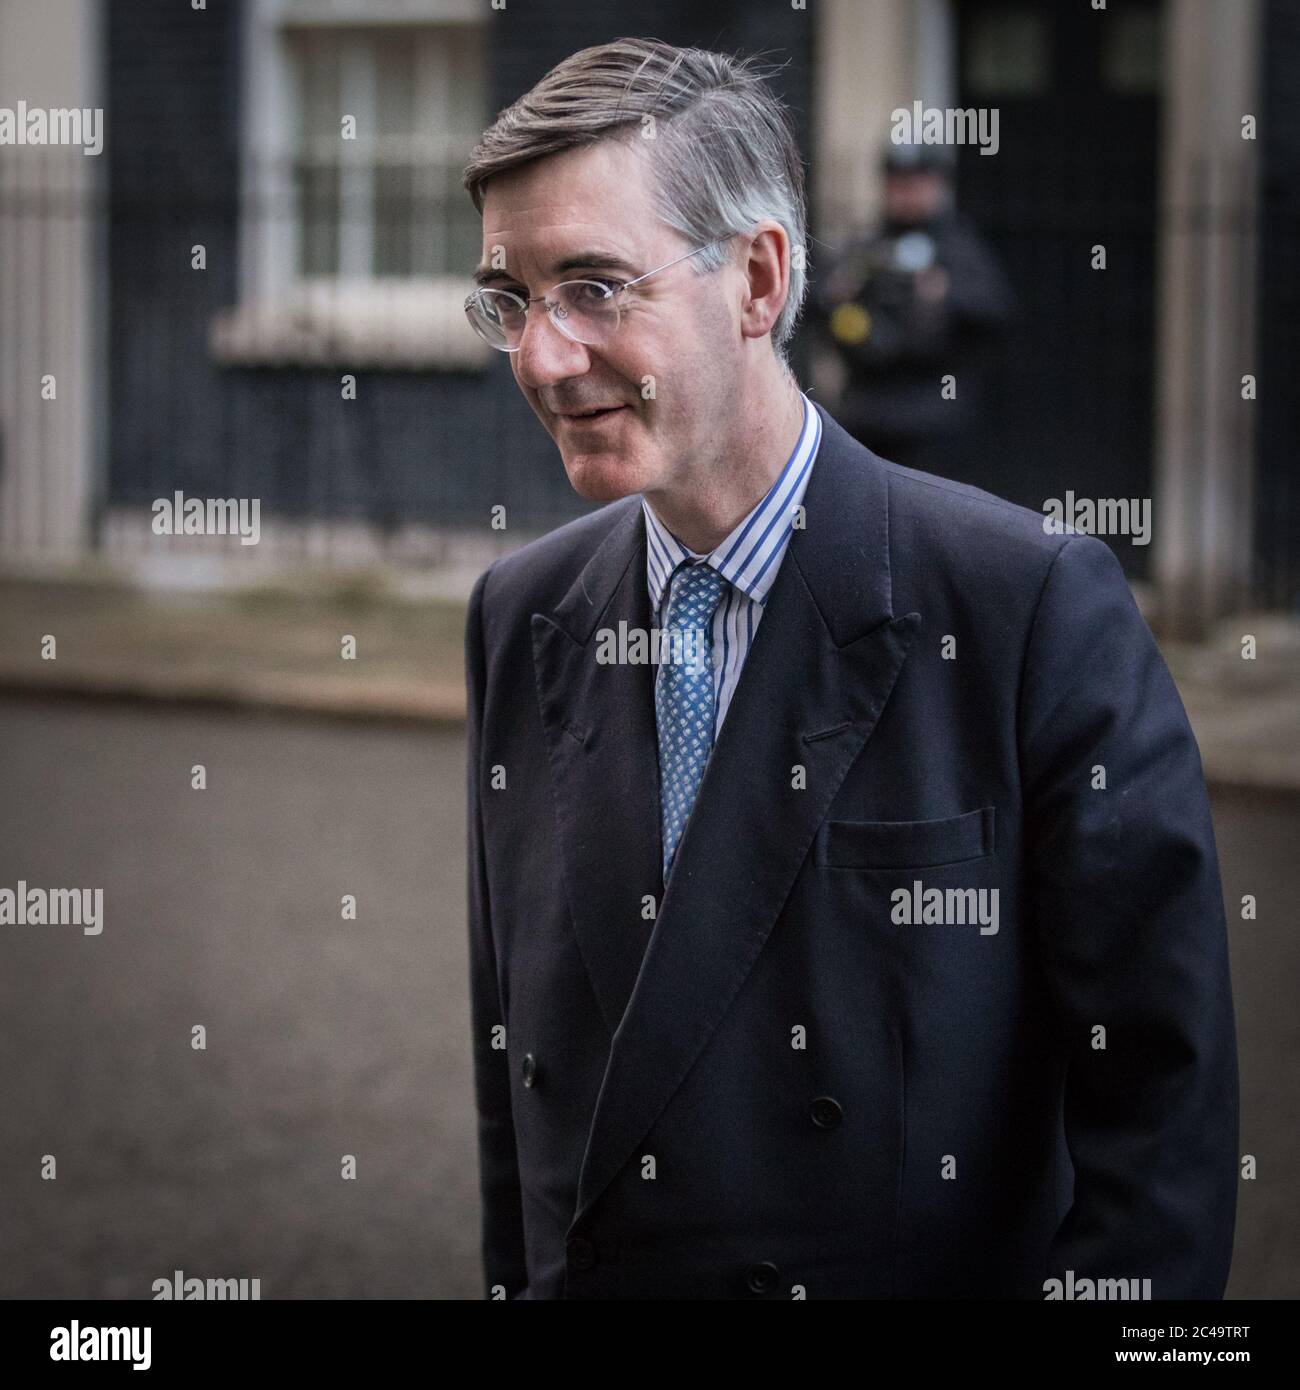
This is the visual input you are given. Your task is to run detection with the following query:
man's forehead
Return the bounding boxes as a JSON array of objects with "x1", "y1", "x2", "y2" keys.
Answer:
[
  {"x1": 478, "y1": 140, "x2": 661, "y2": 268},
  {"x1": 486, "y1": 136, "x2": 644, "y2": 205},
  {"x1": 476, "y1": 218, "x2": 665, "y2": 287},
  {"x1": 482, "y1": 216, "x2": 630, "y2": 254}
]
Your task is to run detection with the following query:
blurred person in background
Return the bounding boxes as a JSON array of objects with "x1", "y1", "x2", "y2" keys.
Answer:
[{"x1": 809, "y1": 142, "x2": 1014, "y2": 470}]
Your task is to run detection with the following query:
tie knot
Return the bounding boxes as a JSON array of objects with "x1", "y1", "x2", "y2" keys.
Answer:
[{"x1": 666, "y1": 561, "x2": 725, "y2": 623}]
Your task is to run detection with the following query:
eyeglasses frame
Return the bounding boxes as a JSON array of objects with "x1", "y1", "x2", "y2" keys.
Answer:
[{"x1": 464, "y1": 236, "x2": 731, "y2": 352}]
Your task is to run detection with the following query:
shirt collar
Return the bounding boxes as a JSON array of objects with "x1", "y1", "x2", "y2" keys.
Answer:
[{"x1": 642, "y1": 390, "x2": 822, "y2": 615}]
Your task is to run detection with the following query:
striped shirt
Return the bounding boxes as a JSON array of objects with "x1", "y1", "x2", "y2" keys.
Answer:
[{"x1": 641, "y1": 391, "x2": 822, "y2": 738}]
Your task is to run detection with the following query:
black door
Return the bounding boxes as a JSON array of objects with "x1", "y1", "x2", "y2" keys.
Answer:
[{"x1": 950, "y1": 0, "x2": 1163, "y2": 579}]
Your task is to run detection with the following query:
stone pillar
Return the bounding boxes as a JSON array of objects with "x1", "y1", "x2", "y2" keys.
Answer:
[{"x1": 1153, "y1": 0, "x2": 1261, "y2": 637}]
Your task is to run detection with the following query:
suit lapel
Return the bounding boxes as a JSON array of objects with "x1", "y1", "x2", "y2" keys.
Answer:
[
  {"x1": 531, "y1": 499, "x2": 664, "y2": 1038},
  {"x1": 533, "y1": 405, "x2": 921, "y2": 1224}
]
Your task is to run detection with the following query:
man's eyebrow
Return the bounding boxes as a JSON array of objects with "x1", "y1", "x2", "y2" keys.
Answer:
[{"x1": 472, "y1": 251, "x2": 640, "y2": 287}]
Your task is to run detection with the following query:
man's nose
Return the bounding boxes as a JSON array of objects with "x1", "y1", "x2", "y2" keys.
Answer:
[{"x1": 513, "y1": 303, "x2": 592, "y2": 391}]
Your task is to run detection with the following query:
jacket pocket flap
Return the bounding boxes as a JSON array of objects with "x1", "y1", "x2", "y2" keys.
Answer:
[{"x1": 815, "y1": 807, "x2": 994, "y2": 869}]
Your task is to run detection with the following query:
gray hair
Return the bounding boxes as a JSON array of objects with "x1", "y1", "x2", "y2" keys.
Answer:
[{"x1": 462, "y1": 37, "x2": 808, "y2": 367}]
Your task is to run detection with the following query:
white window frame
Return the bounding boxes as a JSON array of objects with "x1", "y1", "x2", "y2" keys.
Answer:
[{"x1": 211, "y1": 0, "x2": 490, "y2": 369}]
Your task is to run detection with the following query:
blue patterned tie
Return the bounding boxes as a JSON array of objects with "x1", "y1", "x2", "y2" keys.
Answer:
[{"x1": 655, "y1": 561, "x2": 727, "y2": 883}]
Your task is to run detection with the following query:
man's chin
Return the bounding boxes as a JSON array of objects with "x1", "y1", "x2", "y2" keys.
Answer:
[
  {"x1": 561, "y1": 452, "x2": 646, "y2": 504},
  {"x1": 557, "y1": 425, "x2": 650, "y2": 502}
]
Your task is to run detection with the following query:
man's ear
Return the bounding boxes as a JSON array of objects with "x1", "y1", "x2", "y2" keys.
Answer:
[{"x1": 738, "y1": 221, "x2": 790, "y2": 343}]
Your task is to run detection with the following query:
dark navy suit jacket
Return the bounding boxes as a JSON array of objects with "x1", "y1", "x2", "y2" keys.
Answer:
[{"x1": 464, "y1": 401, "x2": 1239, "y2": 1300}]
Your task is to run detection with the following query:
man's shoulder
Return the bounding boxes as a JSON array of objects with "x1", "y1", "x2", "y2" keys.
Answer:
[
  {"x1": 879, "y1": 455, "x2": 1057, "y2": 549},
  {"x1": 869, "y1": 450, "x2": 1129, "y2": 619},
  {"x1": 811, "y1": 401, "x2": 1068, "y2": 577}
]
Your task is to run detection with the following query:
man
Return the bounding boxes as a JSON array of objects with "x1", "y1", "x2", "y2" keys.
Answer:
[
  {"x1": 461, "y1": 38, "x2": 1238, "y2": 1300},
  {"x1": 807, "y1": 142, "x2": 1014, "y2": 470}
]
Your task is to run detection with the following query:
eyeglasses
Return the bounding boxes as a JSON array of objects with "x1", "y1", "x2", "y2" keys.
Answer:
[{"x1": 464, "y1": 238, "x2": 729, "y2": 352}]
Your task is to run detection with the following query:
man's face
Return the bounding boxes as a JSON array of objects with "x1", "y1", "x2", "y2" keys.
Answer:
[
  {"x1": 478, "y1": 139, "x2": 740, "y2": 504},
  {"x1": 884, "y1": 169, "x2": 946, "y2": 226}
]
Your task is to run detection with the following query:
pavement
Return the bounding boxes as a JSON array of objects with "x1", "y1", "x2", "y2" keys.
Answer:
[
  {"x1": 0, "y1": 567, "x2": 1297, "y2": 791},
  {"x1": 0, "y1": 696, "x2": 481, "y2": 1298},
  {"x1": 0, "y1": 565, "x2": 473, "y2": 726}
]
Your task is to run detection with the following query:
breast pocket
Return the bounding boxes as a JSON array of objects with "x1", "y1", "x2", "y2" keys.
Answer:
[{"x1": 813, "y1": 807, "x2": 995, "y2": 870}]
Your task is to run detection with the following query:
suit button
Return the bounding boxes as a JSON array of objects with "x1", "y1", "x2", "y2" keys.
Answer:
[
  {"x1": 567, "y1": 1236, "x2": 597, "y2": 1271},
  {"x1": 745, "y1": 1261, "x2": 779, "y2": 1295},
  {"x1": 810, "y1": 1095, "x2": 842, "y2": 1129},
  {"x1": 521, "y1": 1053, "x2": 537, "y2": 1088}
]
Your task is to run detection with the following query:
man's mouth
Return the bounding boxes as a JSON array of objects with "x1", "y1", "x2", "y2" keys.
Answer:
[{"x1": 558, "y1": 405, "x2": 628, "y2": 423}]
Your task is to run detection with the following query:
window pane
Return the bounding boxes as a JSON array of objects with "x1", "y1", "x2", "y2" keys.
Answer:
[
  {"x1": 290, "y1": 30, "x2": 343, "y2": 275},
  {"x1": 295, "y1": 29, "x2": 341, "y2": 153},
  {"x1": 442, "y1": 26, "x2": 486, "y2": 135},
  {"x1": 414, "y1": 25, "x2": 486, "y2": 275},
  {"x1": 375, "y1": 34, "x2": 416, "y2": 137},
  {"x1": 372, "y1": 32, "x2": 416, "y2": 274},
  {"x1": 287, "y1": 22, "x2": 485, "y2": 279},
  {"x1": 1103, "y1": 8, "x2": 1162, "y2": 94},
  {"x1": 965, "y1": 7, "x2": 1051, "y2": 96},
  {"x1": 299, "y1": 163, "x2": 340, "y2": 275},
  {"x1": 375, "y1": 165, "x2": 414, "y2": 276}
]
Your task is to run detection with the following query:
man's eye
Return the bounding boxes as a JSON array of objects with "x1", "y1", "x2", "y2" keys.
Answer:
[
  {"x1": 566, "y1": 280, "x2": 623, "y2": 308},
  {"x1": 566, "y1": 279, "x2": 623, "y2": 301}
]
